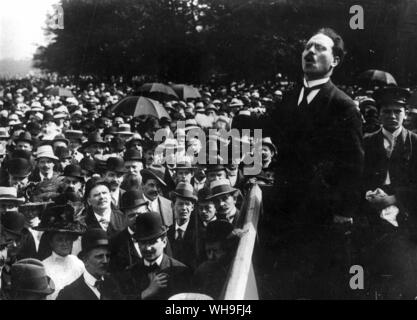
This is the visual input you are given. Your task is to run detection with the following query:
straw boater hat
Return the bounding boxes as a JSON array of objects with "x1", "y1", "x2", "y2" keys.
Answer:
[{"x1": 0, "y1": 187, "x2": 25, "y2": 203}]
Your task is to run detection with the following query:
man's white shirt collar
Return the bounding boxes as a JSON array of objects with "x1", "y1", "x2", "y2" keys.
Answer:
[
  {"x1": 143, "y1": 254, "x2": 163, "y2": 267},
  {"x1": 298, "y1": 77, "x2": 330, "y2": 105},
  {"x1": 94, "y1": 207, "x2": 112, "y2": 230},
  {"x1": 176, "y1": 219, "x2": 190, "y2": 232},
  {"x1": 40, "y1": 171, "x2": 53, "y2": 181}
]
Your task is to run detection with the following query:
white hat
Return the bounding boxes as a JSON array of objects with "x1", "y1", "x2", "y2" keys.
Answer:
[
  {"x1": 229, "y1": 98, "x2": 243, "y2": 107},
  {"x1": 0, "y1": 187, "x2": 25, "y2": 203},
  {"x1": 35, "y1": 145, "x2": 58, "y2": 161}
]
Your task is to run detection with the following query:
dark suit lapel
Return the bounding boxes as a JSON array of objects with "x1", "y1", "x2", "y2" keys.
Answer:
[
  {"x1": 76, "y1": 276, "x2": 99, "y2": 300},
  {"x1": 85, "y1": 207, "x2": 102, "y2": 230},
  {"x1": 304, "y1": 80, "x2": 334, "y2": 113}
]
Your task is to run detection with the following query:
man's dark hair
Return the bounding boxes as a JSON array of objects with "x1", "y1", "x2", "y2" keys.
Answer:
[{"x1": 315, "y1": 27, "x2": 345, "y2": 64}]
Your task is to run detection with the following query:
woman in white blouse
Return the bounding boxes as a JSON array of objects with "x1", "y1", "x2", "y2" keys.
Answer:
[{"x1": 35, "y1": 203, "x2": 86, "y2": 300}]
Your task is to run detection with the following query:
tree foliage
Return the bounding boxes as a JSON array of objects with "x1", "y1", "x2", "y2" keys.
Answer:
[{"x1": 34, "y1": 0, "x2": 413, "y2": 84}]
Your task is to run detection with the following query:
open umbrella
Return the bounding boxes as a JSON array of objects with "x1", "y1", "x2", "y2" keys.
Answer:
[
  {"x1": 171, "y1": 84, "x2": 201, "y2": 100},
  {"x1": 358, "y1": 70, "x2": 397, "y2": 87},
  {"x1": 109, "y1": 96, "x2": 171, "y2": 120},
  {"x1": 137, "y1": 82, "x2": 178, "y2": 101},
  {"x1": 46, "y1": 86, "x2": 74, "y2": 97}
]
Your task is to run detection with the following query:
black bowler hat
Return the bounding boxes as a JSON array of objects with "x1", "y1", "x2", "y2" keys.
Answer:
[
  {"x1": 207, "y1": 179, "x2": 237, "y2": 199},
  {"x1": 373, "y1": 87, "x2": 411, "y2": 109},
  {"x1": 15, "y1": 131, "x2": 34, "y2": 145},
  {"x1": 134, "y1": 211, "x2": 168, "y2": 242},
  {"x1": 79, "y1": 157, "x2": 96, "y2": 174},
  {"x1": 79, "y1": 228, "x2": 109, "y2": 259},
  {"x1": 7, "y1": 158, "x2": 32, "y2": 178},
  {"x1": 63, "y1": 164, "x2": 84, "y2": 181},
  {"x1": 124, "y1": 148, "x2": 143, "y2": 161},
  {"x1": 106, "y1": 157, "x2": 128, "y2": 174},
  {"x1": 120, "y1": 190, "x2": 148, "y2": 210}
]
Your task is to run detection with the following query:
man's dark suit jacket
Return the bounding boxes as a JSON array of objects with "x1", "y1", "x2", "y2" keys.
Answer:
[
  {"x1": 82, "y1": 205, "x2": 126, "y2": 238},
  {"x1": 109, "y1": 228, "x2": 141, "y2": 273},
  {"x1": 57, "y1": 275, "x2": 124, "y2": 300},
  {"x1": 273, "y1": 80, "x2": 364, "y2": 225},
  {"x1": 117, "y1": 254, "x2": 191, "y2": 300},
  {"x1": 167, "y1": 213, "x2": 205, "y2": 269}
]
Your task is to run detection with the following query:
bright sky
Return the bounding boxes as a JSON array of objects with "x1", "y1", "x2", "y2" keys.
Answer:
[{"x1": 0, "y1": 0, "x2": 59, "y2": 60}]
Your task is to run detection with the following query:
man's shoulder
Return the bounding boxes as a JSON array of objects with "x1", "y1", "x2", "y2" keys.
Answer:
[
  {"x1": 159, "y1": 195, "x2": 172, "y2": 205},
  {"x1": 57, "y1": 275, "x2": 85, "y2": 299}
]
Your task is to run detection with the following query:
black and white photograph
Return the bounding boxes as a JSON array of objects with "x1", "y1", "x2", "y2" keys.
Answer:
[{"x1": 1, "y1": 0, "x2": 417, "y2": 303}]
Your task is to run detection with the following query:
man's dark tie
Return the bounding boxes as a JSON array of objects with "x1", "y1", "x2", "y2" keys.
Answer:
[
  {"x1": 95, "y1": 279, "x2": 105, "y2": 297},
  {"x1": 145, "y1": 264, "x2": 159, "y2": 273},
  {"x1": 299, "y1": 84, "x2": 324, "y2": 108}
]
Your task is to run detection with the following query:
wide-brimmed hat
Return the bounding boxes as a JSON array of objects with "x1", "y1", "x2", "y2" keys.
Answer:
[
  {"x1": 34, "y1": 203, "x2": 86, "y2": 234},
  {"x1": 261, "y1": 137, "x2": 277, "y2": 154},
  {"x1": 64, "y1": 130, "x2": 83, "y2": 141},
  {"x1": 173, "y1": 156, "x2": 195, "y2": 171},
  {"x1": 79, "y1": 157, "x2": 96, "y2": 174},
  {"x1": 0, "y1": 127, "x2": 10, "y2": 139},
  {"x1": 141, "y1": 165, "x2": 167, "y2": 187},
  {"x1": 79, "y1": 228, "x2": 109, "y2": 258},
  {"x1": 0, "y1": 187, "x2": 25, "y2": 203},
  {"x1": 197, "y1": 187, "x2": 213, "y2": 202},
  {"x1": 52, "y1": 134, "x2": 69, "y2": 147},
  {"x1": 120, "y1": 190, "x2": 148, "y2": 210},
  {"x1": 106, "y1": 157, "x2": 128, "y2": 174},
  {"x1": 134, "y1": 211, "x2": 168, "y2": 242},
  {"x1": 63, "y1": 164, "x2": 84, "y2": 181},
  {"x1": 35, "y1": 145, "x2": 59, "y2": 161},
  {"x1": 207, "y1": 179, "x2": 237, "y2": 199},
  {"x1": 124, "y1": 148, "x2": 142, "y2": 161},
  {"x1": 15, "y1": 131, "x2": 34, "y2": 145},
  {"x1": 171, "y1": 182, "x2": 197, "y2": 202},
  {"x1": 7, "y1": 158, "x2": 32, "y2": 178},
  {"x1": 11, "y1": 258, "x2": 55, "y2": 295},
  {"x1": 81, "y1": 131, "x2": 106, "y2": 149}
]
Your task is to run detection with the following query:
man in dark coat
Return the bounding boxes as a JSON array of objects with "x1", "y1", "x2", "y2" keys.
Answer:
[
  {"x1": 109, "y1": 190, "x2": 149, "y2": 273},
  {"x1": 360, "y1": 87, "x2": 417, "y2": 299},
  {"x1": 167, "y1": 182, "x2": 203, "y2": 270},
  {"x1": 117, "y1": 211, "x2": 191, "y2": 300},
  {"x1": 270, "y1": 28, "x2": 364, "y2": 299},
  {"x1": 57, "y1": 228, "x2": 124, "y2": 300}
]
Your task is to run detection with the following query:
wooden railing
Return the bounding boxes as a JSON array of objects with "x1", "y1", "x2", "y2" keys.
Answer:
[{"x1": 223, "y1": 184, "x2": 262, "y2": 300}]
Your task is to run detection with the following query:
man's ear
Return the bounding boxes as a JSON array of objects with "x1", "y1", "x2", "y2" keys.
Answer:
[{"x1": 331, "y1": 55, "x2": 340, "y2": 68}]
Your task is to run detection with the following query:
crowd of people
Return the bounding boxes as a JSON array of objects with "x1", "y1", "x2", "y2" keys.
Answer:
[
  {"x1": 4, "y1": 26, "x2": 417, "y2": 300},
  {"x1": 0, "y1": 66, "x2": 281, "y2": 300}
]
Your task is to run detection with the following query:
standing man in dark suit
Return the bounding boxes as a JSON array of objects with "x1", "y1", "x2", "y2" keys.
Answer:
[
  {"x1": 361, "y1": 87, "x2": 417, "y2": 299},
  {"x1": 271, "y1": 28, "x2": 364, "y2": 299},
  {"x1": 117, "y1": 211, "x2": 191, "y2": 300},
  {"x1": 57, "y1": 228, "x2": 124, "y2": 300},
  {"x1": 103, "y1": 157, "x2": 127, "y2": 209},
  {"x1": 167, "y1": 182, "x2": 203, "y2": 269},
  {"x1": 140, "y1": 166, "x2": 174, "y2": 228},
  {"x1": 109, "y1": 190, "x2": 149, "y2": 273}
]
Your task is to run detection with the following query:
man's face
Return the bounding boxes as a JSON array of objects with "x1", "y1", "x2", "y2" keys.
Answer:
[
  {"x1": 15, "y1": 141, "x2": 32, "y2": 152},
  {"x1": 214, "y1": 193, "x2": 236, "y2": 216},
  {"x1": 9, "y1": 175, "x2": 29, "y2": 190},
  {"x1": 62, "y1": 176, "x2": 83, "y2": 194},
  {"x1": 1, "y1": 230, "x2": 22, "y2": 258},
  {"x1": 207, "y1": 170, "x2": 227, "y2": 183},
  {"x1": 205, "y1": 241, "x2": 227, "y2": 262},
  {"x1": 173, "y1": 197, "x2": 194, "y2": 225},
  {"x1": 38, "y1": 158, "x2": 54, "y2": 175},
  {"x1": 125, "y1": 205, "x2": 148, "y2": 228},
  {"x1": 0, "y1": 201, "x2": 19, "y2": 214},
  {"x1": 198, "y1": 201, "x2": 216, "y2": 223},
  {"x1": 104, "y1": 170, "x2": 124, "y2": 191},
  {"x1": 125, "y1": 161, "x2": 143, "y2": 177},
  {"x1": 83, "y1": 247, "x2": 110, "y2": 278},
  {"x1": 87, "y1": 185, "x2": 111, "y2": 211},
  {"x1": 142, "y1": 179, "x2": 160, "y2": 201},
  {"x1": 144, "y1": 150, "x2": 154, "y2": 167},
  {"x1": 104, "y1": 134, "x2": 114, "y2": 144},
  {"x1": 302, "y1": 33, "x2": 338, "y2": 80},
  {"x1": 261, "y1": 145, "x2": 273, "y2": 163},
  {"x1": 138, "y1": 237, "x2": 166, "y2": 263},
  {"x1": 49, "y1": 232, "x2": 74, "y2": 257},
  {"x1": 174, "y1": 169, "x2": 193, "y2": 185},
  {"x1": 380, "y1": 105, "x2": 406, "y2": 132}
]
